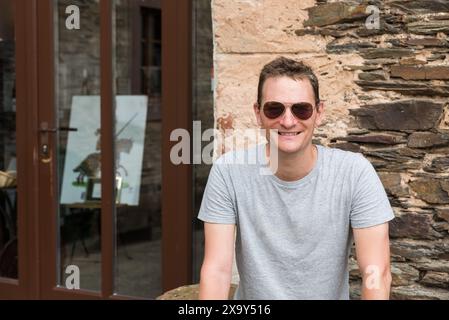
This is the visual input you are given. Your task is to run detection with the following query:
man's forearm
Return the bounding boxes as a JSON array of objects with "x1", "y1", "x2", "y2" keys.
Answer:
[
  {"x1": 361, "y1": 272, "x2": 392, "y2": 300},
  {"x1": 199, "y1": 269, "x2": 232, "y2": 300}
]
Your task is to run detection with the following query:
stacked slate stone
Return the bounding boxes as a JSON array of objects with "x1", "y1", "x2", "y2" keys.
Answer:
[{"x1": 300, "y1": 0, "x2": 449, "y2": 299}]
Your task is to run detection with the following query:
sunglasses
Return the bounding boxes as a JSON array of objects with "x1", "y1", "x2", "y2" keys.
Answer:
[{"x1": 261, "y1": 101, "x2": 315, "y2": 121}]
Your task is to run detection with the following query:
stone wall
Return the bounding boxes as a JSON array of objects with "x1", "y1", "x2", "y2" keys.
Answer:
[{"x1": 212, "y1": 0, "x2": 449, "y2": 299}]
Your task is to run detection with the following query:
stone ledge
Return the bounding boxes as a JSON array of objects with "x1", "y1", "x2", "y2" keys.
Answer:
[
  {"x1": 304, "y1": 3, "x2": 369, "y2": 28},
  {"x1": 157, "y1": 284, "x2": 238, "y2": 300},
  {"x1": 391, "y1": 66, "x2": 449, "y2": 80}
]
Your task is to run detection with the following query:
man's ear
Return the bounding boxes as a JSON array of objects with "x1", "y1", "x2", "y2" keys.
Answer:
[
  {"x1": 314, "y1": 101, "x2": 325, "y2": 127},
  {"x1": 254, "y1": 102, "x2": 262, "y2": 126}
]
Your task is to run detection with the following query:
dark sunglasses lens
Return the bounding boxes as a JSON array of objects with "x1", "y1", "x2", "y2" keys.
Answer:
[
  {"x1": 292, "y1": 103, "x2": 313, "y2": 120},
  {"x1": 263, "y1": 102, "x2": 285, "y2": 119}
]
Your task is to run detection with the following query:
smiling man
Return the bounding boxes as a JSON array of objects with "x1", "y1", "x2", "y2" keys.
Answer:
[{"x1": 198, "y1": 57, "x2": 395, "y2": 300}]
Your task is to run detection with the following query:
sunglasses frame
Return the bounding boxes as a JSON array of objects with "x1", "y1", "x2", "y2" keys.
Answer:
[{"x1": 260, "y1": 101, "x2": 317, "y2": 121}]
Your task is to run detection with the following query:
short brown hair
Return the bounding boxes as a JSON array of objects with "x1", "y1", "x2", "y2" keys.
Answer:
[{"x1": 257, "y1": 56, "x2": 320, "y2": 106}]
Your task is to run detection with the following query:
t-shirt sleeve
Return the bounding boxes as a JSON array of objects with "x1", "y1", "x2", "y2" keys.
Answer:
[
  {"x1": 350, "y1": 154, "x2": 395, "y2": 229},
  {"x1": 197, "y1": 161, "x2": 236, "y2": 225}
]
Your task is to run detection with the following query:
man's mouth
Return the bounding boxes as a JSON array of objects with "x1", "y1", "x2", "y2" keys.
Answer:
[{"x1": 278, "y1": 131, "x2": 301, "y2": 136}]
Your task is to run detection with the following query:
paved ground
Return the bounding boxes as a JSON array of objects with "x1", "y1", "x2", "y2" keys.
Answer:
[
  {"x1": 58, "y1": 229, "x2": 235, "y2": 299},
  {"x1": 60, "y1": 237, "x2": 162, "y2": 298}
]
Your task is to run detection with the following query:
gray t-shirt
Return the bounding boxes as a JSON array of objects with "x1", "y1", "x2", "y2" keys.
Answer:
[{"x1": 198, "y1": 143, "x2": 395, "y2": 300}]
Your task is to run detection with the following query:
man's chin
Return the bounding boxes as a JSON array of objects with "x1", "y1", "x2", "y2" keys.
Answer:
[{"x1": 276, "y1": 144, "x2": 304, "y2": 155}]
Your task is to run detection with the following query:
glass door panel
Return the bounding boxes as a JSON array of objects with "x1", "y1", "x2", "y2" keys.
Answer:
[
  {"x1": 192, "y1": 0, "x2": 214, "y2": 284},
  {"x1": 54, "y1": 0, "x2": 102, "y2": 291},
  {"x1": 0, "y1": 0, "x2": 18, "y2": 280},
  {"x1": 113, "y1": 0, "x2": 162, "y2": 298}
]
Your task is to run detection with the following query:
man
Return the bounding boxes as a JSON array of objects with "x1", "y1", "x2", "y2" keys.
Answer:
[{"x1": 198, "y1": 57, "x2": 394, "y2": 300}]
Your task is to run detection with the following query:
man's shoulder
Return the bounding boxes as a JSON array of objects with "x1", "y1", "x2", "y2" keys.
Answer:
[
  {"x1": 318, "y1": 144, "x2": 370, "y2": 173},
  {"x1": 319, "y1": 144, "x2": 362, "y2": 159}
]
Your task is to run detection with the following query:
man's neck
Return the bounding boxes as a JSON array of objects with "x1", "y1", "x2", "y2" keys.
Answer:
[{"x1": 266, "y1": 143, "x2": 317, "y2": 182}]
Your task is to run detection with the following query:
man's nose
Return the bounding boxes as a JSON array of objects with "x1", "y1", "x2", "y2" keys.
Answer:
[{"x1": 279, "y1": 107, "x2": 297, "y2": 128}]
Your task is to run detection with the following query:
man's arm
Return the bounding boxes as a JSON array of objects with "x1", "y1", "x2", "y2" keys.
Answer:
[
  {"x1": 199, "y1": 222, "x2": 235, "y2": 300},
  {"x1": 353, "y1": 222, "x2": 392, "y2": 300}
]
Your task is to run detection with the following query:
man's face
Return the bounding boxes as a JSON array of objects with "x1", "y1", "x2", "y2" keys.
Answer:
[{"x1": 254, "y1": 76, "x2": 324, "y2": 155}]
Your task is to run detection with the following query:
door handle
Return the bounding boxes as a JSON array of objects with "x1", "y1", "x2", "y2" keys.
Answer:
[
  {"x1": 39, "y1": 122, "x2": 78, "y2": 163},
  {"x1": 39, "y1": 126, "x2": 78, "y2": 133}
]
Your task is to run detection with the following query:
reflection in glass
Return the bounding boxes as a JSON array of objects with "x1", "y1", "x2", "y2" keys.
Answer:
[
  {"x1": 0, "y1": 0, "x2": 17, "y2": 279},
  {"x1": 55, "y1": 0, "x2": 101, "y2": 291},
  {"x1": 192, "y1": 0, "x2": 214, "y2": 283},
  {"x1": 113, "y1": 0, "x2": 162, "y2": 298}
]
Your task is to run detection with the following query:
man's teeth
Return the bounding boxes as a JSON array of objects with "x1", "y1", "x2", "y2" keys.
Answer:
[{"x1": 278, "y1": 132, "x2": 301, "y2": 136}]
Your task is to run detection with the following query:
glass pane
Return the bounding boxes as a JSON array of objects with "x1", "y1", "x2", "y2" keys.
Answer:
[
  {"x1": 55, "y1": 0, "x2": 101, "y2": 291},
  {"x1": 0, "y1": 0, "x2": 18, "y2": 280},
  {"x1": 192, "y1": 0, "x2": 214, "y2": 283},
  {"x1": 113, "y1": 0, "x2": 162, "y2": 298}
]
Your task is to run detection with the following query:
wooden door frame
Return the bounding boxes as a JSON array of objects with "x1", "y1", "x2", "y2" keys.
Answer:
[
  {"x1": 0, "y1": 0, "x2": 40, "y2": 300},
  {"x1": 0, "y1": 0, "x2": 192, "y2": 299},
  {"x1": 161, "y1": 0, "x2": 193, "y2": 292}
]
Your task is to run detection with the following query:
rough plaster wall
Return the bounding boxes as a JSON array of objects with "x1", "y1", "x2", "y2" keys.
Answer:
[{"x1": 212, "y1": 0, "x2": 363, "y2": 149}]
